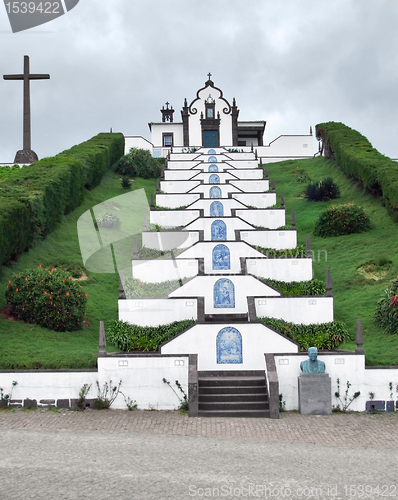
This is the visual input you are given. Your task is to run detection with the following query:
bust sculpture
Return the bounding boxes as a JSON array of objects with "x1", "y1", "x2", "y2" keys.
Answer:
[{"x1": 300, "y1": 347, "x2": 325, "y2": 374}]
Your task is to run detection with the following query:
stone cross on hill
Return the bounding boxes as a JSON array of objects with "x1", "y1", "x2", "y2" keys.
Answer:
[{"x1": 3, "y1": 55, "x2": 50, "y2": 164}]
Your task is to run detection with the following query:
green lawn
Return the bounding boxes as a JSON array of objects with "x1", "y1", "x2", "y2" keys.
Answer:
[
  {"x1": 267, "y1": 157, "x2": 398, "y2": 366},
  {"x1": 0, "y1": 172, "x2": 156, "y2": 369}
]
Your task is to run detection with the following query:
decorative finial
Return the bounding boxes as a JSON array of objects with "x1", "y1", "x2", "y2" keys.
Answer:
[
  {"x1": 98, "y1": 321, "x2": 106, "y2": 355},
  {"x1": 306, "y1": 234, "x2": 311, "y2": 257},
  {"x1": 207, "y1": 72, "x2": 212, "y2": 80},
  {"x1": 132, "y1": 236, "x2": 138, "y2": 259},
  {"x1": 281, "y1": 193, "x2": 284, "y2": 208},
  {"x1": 156, "y1": 178, "x2": 160, "y2": 193},
  {"x1": 325, "y1": 269, "x2": 333, "y2": 297},
  {"x1": 291, "y1": 210, "x2": 296, "y2": 229},
  {"x1": 143, "y1": 213, "x2": 147, "y2": 231},
  {"x1": 118, "y1": 272, "x2": 126, "y2": 300},
  {"x1": 165, "y1": 101, "x2": 169, "y2": 108},
  {"x1": 264, "y1": 163, "x2": 268, "y2": 179},
  {"x1": 150, "y1": 193, "x2": 154, "y2": 209},
  {"x1": 355, "y1": 319, "x2": 365, "y2": 354},
  {"x1": 272, "y1": 178, "x2": 276, "y2": 192}
]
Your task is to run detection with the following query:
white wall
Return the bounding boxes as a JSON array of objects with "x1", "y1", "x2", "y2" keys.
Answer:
[
  {"x1": 142, "y1": 230, "x2": 199, "y2": 250},
  {"x1": 169, "y1": 275, "x2": 280, "y2": 315},
  {"x1": 167, "y1": 161, "x2": 201, "y2": 170},
  {"x1": 229, "y1": 180, "x2": 269, "y2": 191},
  {"x1": 189, "y1": 198, "x2": 247, "y2": 216},
  {"x1": 241, "y1": 229, "x2": 297, "y2": 249},
  {"x1": 119, "y1": 298, "x2": 197, "y2": 326},
  {"x1": 150, "y1": 123, "x2": 184, "y2": 148},
  {"x1": 191, "y1": 184, "x2": 241, "y2": 197},
  {"x1": 236, "y1": 209, "x2": 286, "y2": 229},
  {"x1": 227, "y1": 169, "x2": 263, "y2": 179},
  {"x1": 247, "y1": 257, "x2": 313, "y2": 282},
  {"x1": 155, "y1": 193, "x2": 200, "y2": 209},
  {"x1": 161, "y1": 323, "x2": 299, "y2": 371},
  {"x1": 164, "y1": 170, "x2": 198, "y2": 181},
  {"x1": 232, "y1": 192, "x2": 277, "y2": 208},
  {"x1": 255, "y1": 296, "x2": 333, "y2": 324},
  {"x1": 259, "y1": 135, "x2": 313, "y2": 159},
  {"x1": 185, "y1": 216, "x2": 253, "y2": 241},
  {"x1": 132, "y1": 259, "x2": 198, "y2": 282},
  {"x1": 98, "y1": 355, "x2": 189, "y2": 410},
  {"x1": 150, "y1": 210, "x2": 200, "y2": 228},
  {"x1": 124, "y1": 136, "x2": 153, "y2": 154},
  {"x1": 160, "y1": 180, "x2": 201, "y2": 193}
]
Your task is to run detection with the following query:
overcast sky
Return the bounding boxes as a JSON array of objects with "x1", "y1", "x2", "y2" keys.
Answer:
[{"x1": 1, "y1": 0, "x2": 398, "y2": 162}]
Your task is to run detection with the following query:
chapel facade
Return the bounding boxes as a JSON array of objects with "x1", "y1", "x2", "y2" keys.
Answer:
[{"x1": 148, "y1": 75, "x2": 266, "y2": 149}]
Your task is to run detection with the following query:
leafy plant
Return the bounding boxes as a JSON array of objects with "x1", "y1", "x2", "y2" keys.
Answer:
[
  {"x1": 106, "y1": 319, "x2": 195, "y2": 352},
  {"x1": 314, "y1": 203, "x2": 371, "y2": 237},
  {"x1": 163, "y1": 378, "x2": 188, "y2": 411},
  {"x1": 374, "y1": 279, "x2": 398, "y2": 334},
  {"x1": 294, "y1": 168, "x2": 311, "y2": 183},
  {"x1": 259, "y1": 317, "x2": 349, "y2": 350},
  {"x1": 121, "y1": 394, "x2": 137, "y2": 411},
  {"x1": 182, "y1": 147, "x2": 199, "y2": 153},
  {"x1": 305, "y1": 177, "x2": 340, "y2": 202},
  {"x1": 334, "y1": 378, "x2": 360, "y2": 411},
  {"x1": 95, "y1": 380, "x2": 122, "y2": 409},
  {"x1": 262, "y1": 278, "x2": 326, "y2": 296},
  {"x1": 0, "y1": 381, "x2": 18, "y2": 406},
  {"x1": 114, "y1": 148, "x2": 160, "y2": 179},
  {"x1": 5, "y1": 266, "x2": 87, "y2": 331},
  {"x1": 95, "y1": 212, "x2": 121, "y2": 229},
  {"x1": 279, "y1": 394, "x2": 286, "y2": 412},
  {"x1": 121, "y1": 176, "x2": 131, "y2": 189},
  {"x1": 76, "y1": 383, "x2": 91, "y2": 410},
  {"x1": 369, "y1": 391, "x2": 375, "y2": 401}
]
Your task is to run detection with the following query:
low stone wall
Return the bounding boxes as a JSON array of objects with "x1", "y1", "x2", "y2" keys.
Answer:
[
  {"x1": 247, "y1": 257, "x2": 313, "y2": 282},
  {"x1": 241, "y1": 229, "x2": 297, "y2": 250},
  {"x1": 255, "y1": 296, "x2": 334, "y2": 325}
]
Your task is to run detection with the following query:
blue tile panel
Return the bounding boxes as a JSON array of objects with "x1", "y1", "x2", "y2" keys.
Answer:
[
  {"x1": 216, "y1": 327, "x2": 243, "y2": 364},
  {"x1": 214, "y1": 278, "x2": 235, "y2": 308}
]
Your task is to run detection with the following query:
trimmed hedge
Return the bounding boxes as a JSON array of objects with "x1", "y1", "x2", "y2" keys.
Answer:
[
  {"x1": 259, "y1": 317, "x2": 349, "y2": 350},
  {"x1": 261, "y1": 278, "x2": 326, "y2": 296},
  {"x1": 0, "y1": 133, "x2": 124, "y2": 266},
  {"x1": 316, "y1": 122, "x2": 398, "y2": 221}
]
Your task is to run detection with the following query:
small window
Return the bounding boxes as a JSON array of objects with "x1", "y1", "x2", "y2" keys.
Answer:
[
  {"x1": 163, "y1": 134, "x2": 173, "y2": 147},
  {"x1": 207, "y1": 107, "x2": 214, "y2": 119}
]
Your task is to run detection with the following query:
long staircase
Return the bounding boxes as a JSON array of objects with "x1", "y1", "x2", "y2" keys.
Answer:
[{"x1": 198, "y1": 370, "x2": 270, "y2": 417}]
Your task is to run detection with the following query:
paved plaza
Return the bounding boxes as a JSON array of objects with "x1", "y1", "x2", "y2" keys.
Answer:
[{"x1": 0, "y1": 409, "x2": 397, "y2": 500}]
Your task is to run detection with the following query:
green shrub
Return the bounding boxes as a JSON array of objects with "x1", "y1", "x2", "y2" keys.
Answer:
[
  {"x1": 0, "y1": 133, "x2": 124, "y2": 267},
  {"x1": 259, "y1": 317, "x2": 349, "y2": 350},
  {"x1": 106, "y1": 319, "x2": 195, "y2": 351},
  {"x1": 5, "y1": 266, "x2": 87, "y2": 331},
  {"x1": 263, "y1": 278, "x2": 326, "y2": 296},
  {"x1": 121, "y1": 176, "x2": 131, "y2": 189},
  {"x1": 114, "y1": 148, "x2": 160, "y2": 179},
  {"x1": 314, "y1": 203, "x2": 371, "y2": 237},
  {"x1": 305, "y1": 177, "x2": 340, "y2": 202},
  {"x1": 316, "y1": 122, "x2": 398, "y2": 221},
  {"x1": 95, "y1": 212, "x2": 120, "y2": 229},
  {"x1": 374, "y1": 279, "x2": 398, "y2": 334},
  {"x1": 137, "y1": 246, "x2": 185, "y2": 260},
  {"x1": 124, "y1": 277, "x2": 188, "y2": 297}
]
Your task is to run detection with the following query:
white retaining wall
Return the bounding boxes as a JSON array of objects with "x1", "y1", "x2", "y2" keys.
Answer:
[
  {"x1": 255, "y1": 296, "x2": 333, "y2": 324},
  {"x1": 189, "y1": 199, "x2": 247, "y2": 216},
  {"x1": 232, "y1": 192, "x2": 276, "y2": 208},
  {"x1": 236, "y1": 209, "x2": 286, "y2": 229},
  {"x1": 185, "y1": 217, "x2": 253, "y2": 241},
  {"x1": 164, "y1": 170, "x2": 199, "y2": 181},
  {"x1": 124, "y1": 136, "x2": 153, "y2": 154},
  {"x1": 155, "y1": 193, "x2": 200, "y2": 209},
  {"x1": 160, "y1": 180, "x2": 201, "y2": 193},
  {"x1": 132, "y1": 259, "x2": 198, "y2": 282},
  {"x1": 170, "y1": 276, "x2": 280, "y2": 315},
  {"x1": 142, "y1": 230, "x2": 199, "y2": 250},
  {"x1": 161, "y1": 323, "x2": 299, "y2": 371},
  {"x1": 229, "y1": 180, "x2": 269, "y2": 192},
  {"x1": 258, "y1": 135, "x2": 313, "y2": 158},
  {"x1": 247, "y1": 258, "x2": 313, "y2": 282},
  {"x1": 150, "y1": 210, "x2": 200, "y2": 228},
  {"x1": 241, "y1": 229, "x2": 297, "y2": 249},
  {"x1": 119, "y1": 298, "x2": 197, "y2": 326}
]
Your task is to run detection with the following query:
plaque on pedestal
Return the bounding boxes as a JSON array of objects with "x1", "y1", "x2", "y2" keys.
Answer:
[{"x1": 298, "y1": 373, "x2": 332, "y2": 415}]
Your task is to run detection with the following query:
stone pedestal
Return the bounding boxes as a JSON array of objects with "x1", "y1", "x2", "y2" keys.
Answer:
[
  {"x1": 298, "y1": 373, "x2": 332, "y2": 415},
  {"x1": 14, "y1": 149, "x2": 38, "y2": 164}
]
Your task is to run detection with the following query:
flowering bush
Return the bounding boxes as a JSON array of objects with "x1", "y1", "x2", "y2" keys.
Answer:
[
  {"x1": 374, "y1": 279, "x2": 398, "y2": 334},
  {"x1": 314, "y1": 203, "x2": 371, "y2": 237},
  {"x1": 5, "y1": 266, "x2": 87, "y2": 331}
]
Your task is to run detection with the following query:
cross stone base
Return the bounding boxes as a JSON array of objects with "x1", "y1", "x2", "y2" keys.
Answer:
[{"x1": 14, "y1": 149, "x2": 38, "y2": 164}]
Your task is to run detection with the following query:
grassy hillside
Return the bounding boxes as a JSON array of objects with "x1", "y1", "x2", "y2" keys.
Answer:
[
  {"x1": 0, "y1": 172, "x2": 155, "y2": 369},
  {"x1": 266, "y1": 156, "x2": 398, "y2": 366}
]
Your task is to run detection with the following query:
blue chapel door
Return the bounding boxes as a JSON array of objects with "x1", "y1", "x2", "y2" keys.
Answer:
[{"x1": 203, "y1": 130, "x2": 219, "y2": 148}]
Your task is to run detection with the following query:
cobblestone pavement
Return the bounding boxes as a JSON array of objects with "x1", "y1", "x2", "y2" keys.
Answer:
[{"x1": 0, "y1": 409, "x2": 397, "y2": 500}]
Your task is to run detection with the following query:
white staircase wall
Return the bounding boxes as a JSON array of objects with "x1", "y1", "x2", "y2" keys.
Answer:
[
  {"x1": 255, "y1": 296, "x2": 334, "y2": 324},
  {"x1": 119, "y1": 298, "x2": 197, "y2": 327}
]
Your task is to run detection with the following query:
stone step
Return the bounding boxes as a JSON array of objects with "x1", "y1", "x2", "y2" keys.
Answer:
[
  {"x1": 199, "y1": 401, "x2": 269, "y2": 411},
  {"x1": 199, "y1": 393, "x2": 269, "y2": 404},
  {"x1": 198, "y1": 370, "x2": 265, "y2": 377},
  {"x1": 199, "y1": 385, "x2": 267, "y2": 395},
  {"x1": 198, "y1": 409, "x2": 271, "y2": 418},
  {"x1": 199, "y1": 376, "x2": 266, "y2": 387}
]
